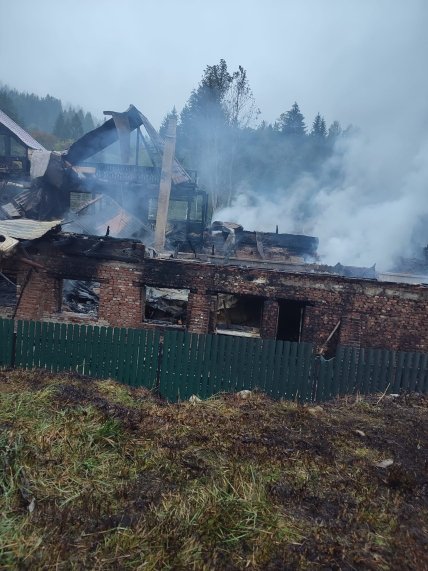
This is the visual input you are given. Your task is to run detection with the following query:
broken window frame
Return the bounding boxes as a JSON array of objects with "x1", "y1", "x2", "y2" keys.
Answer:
[
  {"x1": 215, "y1": 293, "x2": 264, "y2": 338},
  {"x1": 143, "y1": 285, "x2": 189, "y2": 329},
  {"x1": 61, "y1": 278, "x2": 100, "y2": 318}
]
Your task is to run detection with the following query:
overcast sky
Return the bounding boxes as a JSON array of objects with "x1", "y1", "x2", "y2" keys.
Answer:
[{"x1": 1, "y1": 0, "x2": 427, "y2": 130}]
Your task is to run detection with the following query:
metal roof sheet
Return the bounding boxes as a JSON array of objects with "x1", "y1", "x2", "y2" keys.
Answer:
[
  {"x1": 0, "y1": 234, "x2": 18, "y2": 255},
  {"x1": 0, "y1": 219, "x2": 61, "y2": 240},
  {"x1": 0, "y1": 109, "x2": 46, "y2": 151}
]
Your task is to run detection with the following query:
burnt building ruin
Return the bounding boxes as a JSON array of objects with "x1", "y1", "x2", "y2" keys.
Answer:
[{"x1": 1, "y1": 106, "x2": 428, "y2": 356}]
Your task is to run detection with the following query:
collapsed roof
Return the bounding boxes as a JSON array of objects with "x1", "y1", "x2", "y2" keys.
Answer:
[{"x1": 0, "y1": 109, "x2": 46, "y2": 151}]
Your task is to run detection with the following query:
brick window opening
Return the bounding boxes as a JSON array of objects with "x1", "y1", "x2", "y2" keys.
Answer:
[
  {"x1": 216, "y1": 294, "x2": 263, "y2": 337},
  {"x1": 0, "y1": 272, "x2": 17, "y2": 310},
  {"x1": 277, "y1": 299, "x2": 306, "y2": 342},
  {"x1": 62, "y1": 279, "x2": 100, "y2": 317},
  {"x1": 144, "y1": 286, "x2": 189, "y2": 327}
]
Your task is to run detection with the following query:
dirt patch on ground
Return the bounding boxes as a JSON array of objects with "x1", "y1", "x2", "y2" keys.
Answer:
[{"x1": 0, "y1": 370, "x2": 427, "y2": 570}]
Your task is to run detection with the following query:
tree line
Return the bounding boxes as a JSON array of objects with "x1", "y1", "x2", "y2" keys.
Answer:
[
  {"x1": 161, "y1": 59, "x2": 347, "y2": 210},
  {"x1": 0, "y1": 85, "x2": 97, "y2": 150}
]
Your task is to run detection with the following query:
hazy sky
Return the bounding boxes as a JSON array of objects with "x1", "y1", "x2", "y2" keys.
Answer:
[{"x1": 1, "y1": 0, "x2": 427, "y2": 129}]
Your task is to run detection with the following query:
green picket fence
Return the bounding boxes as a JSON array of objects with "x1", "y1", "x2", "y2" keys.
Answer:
[
  {"x1": 313, "y1": 346, "x2": 428, "y2": 401},
  {"x1": 0, "y1": 318, "x2": 14, "y2": 368},
  {"x1": 12, "y1": 319, "x2": 161, "y2": 390},
  {"x1": 1, "y1": 318, "x2": 428, "y2": 402},
  {"x1": 159, "y1": 330, "x2": 314, "y2": 401}
]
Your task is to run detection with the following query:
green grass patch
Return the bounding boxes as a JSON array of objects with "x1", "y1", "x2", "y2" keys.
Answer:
[{"x1": 0, "y1": 370, "x2": 427, "y2": 569}]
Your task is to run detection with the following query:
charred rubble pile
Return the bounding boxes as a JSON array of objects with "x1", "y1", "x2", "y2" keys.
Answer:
[{"x1": 62, "y1": 279, "x2": 99, "y2": 316}]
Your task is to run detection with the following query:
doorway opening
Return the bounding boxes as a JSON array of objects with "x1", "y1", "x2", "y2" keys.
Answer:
[{"x1": 276, "y1": 300, "x2": 306, "y2": 342}]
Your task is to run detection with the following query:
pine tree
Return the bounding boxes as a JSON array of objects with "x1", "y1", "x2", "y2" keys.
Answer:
[
  {"x1": 311, "y1": 113, "x2": 327, "y2": 138},
  {"x1": 178, "y1": 59, "x2": 234, "y2": 208},
  {"x1": 277, "y1": 102, "x2": 306, "y2": 137},
  {"x1": 159, "y1": 106, "x2": 178, "y2": 137},
  {"x1": 328, "y1": 120, "x2": 342, "y2": 139},
  {"x1": 83, "y1": 112, "x2": 95, "y2": 133},
  {"x1": 53, "y1": 112, "x2": 67, "y2": 138},
  {"x1": 69, "y1": 112, "x2": 84, "y2": 140}
]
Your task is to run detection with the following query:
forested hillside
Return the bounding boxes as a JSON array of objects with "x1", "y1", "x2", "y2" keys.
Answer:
[{"x1": 0, "y1": 85, "x2": 98, "y2": 150}]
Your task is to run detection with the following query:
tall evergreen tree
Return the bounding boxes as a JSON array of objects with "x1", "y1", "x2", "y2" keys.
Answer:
[
  {"x1": 328, "y1": 120, "x2": 342, "y2": 139},
  {"x1": 69, "y1": 112, "x2": 84, "y2": 140},
  {"x1": 53, "y1": 111, "x2": 67, "y2": 138},
  {"x1": 178, "y1": 59, "x2": 234, "y2": 208},
  {"x1": 310, "y1": 113, "x2": 327, "y2": 138},
  {"x1": 83, "y1": 111, "x2": 95, "y2": 133},
  {"x1": 277, "y1": 102, "x2": 307, "y2": 137},
  {"x1": 159, "y1": 106, "x2": 178, "y2": 137}
]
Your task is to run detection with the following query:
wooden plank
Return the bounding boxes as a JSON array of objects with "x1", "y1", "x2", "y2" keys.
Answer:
[
  {"x1": 76, "y1": 324, "x2": 88, "y2": 375},
  {"x1": 401, "y1": 352, "x2": 413, "y2": 392},
  {"x1": 108, "y1": 327, "x2": 120, "y2": 379},
  {"x1": 377, "y1": 349, "x2": 391, "y2": 394},
  {"x1": 184, "y1": 333, "x2": 197, "y2": 396},
  {"x1": 227, "y1": 334, "x2": 240, "y2": 395},
  {"x1": 0, "y1": 319, "x2": 13, "y2": 367},
  {"x1": 97, "y1": 326, "x2": 108, "y2": 380},
  {"x1": 287, "y1": 342, "x2": 298, "y2": 400},
  {"x1": 206, "y1": 334, "x2": 219, "y2": 397},
  {"x1": 331, "y1": 346, "x2": 344, "y2": 397},
  {"x1": 316, "y1": 357, "x2": 327, "y2": 401},
  {"x1": 159, "y1": 331, "x2": 171, "y2": 399},
  {"x1": 371, "y1": 349, "x2": 383, "y2": 393},
  {"x1": 144, "y1": 330, "x2": 161, "y2": 390},
  {"x1": 115, "y1": 328, "x2": 128, "y2": 383},
  {"x1": 128, "y1": 328, "x2": 140, "y2": 387},
  {"x1": 198, "y1": 334, "x2": 211, "y2": 399},
  {"x1": 177, "y1": 331, "x2": 191, "y2": 399},
  {"x1": 221, "y1": 335, "x2": 234, "y2": 392},
  {"x1": 15, "y1": 321, "x2": 24, "y2": 368},
  {"x1": 299, "y1": 343, "x2": 314, "y2": 403},
  {"x1": 169, "y1": 331, "x2": 182, "y2": 400},
  {"x1": 236, "y1": 336, "x2": 249, "y2": 393},
  {"x1": 269, "y1": 340, "x2": 284, "y2": 399},
  {"x1": 26, "y1": 321, "x2": 36, "y2": 368},
  {"x1": 132, "y1": 329, "x2": 144, "y2": 387},
  {"x1": 21, "y1": 321, "x2": 31, "y2": 369},
  {"x1": 215, "y1": 334, "x2": 228, "y2": 394},
  {"x1": 354, "y1": 347, "x2": 365, "y2": 395},
  {"x1": 361, "y1": 349, "x2": 372, "y2": 394},
  {"x1": 247, "y1": 338, "x2": 262, "y2": 391},
  {"x1": 339, "y1": 347, "x2": 353, "y2": 396},
  {"x1": 58, "y1": 323, "x2": 67, "y2": 372},
  {"x1": 81, "y1": 325, "x2": 93, "y2": 377},
  {"x1": 122, "y1": 327, "x2": 135, "y2": 385},
  {"x1": 395, "y1": 351, "x2": 406, "y2": 393},
  {"x1": 409, "y1": 352, "x2": 421, "y2": 393},
  {"x1": 130, "y1": 327, "x2": 143, "y2": 386},
  {"x1": 418, "y1": 353, "x2": 428, "y2": 393}
]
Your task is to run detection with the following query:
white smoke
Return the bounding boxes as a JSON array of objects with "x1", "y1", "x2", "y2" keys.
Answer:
[{"x1": 215, "y1": 124, "x2": 428, "y2": 271}]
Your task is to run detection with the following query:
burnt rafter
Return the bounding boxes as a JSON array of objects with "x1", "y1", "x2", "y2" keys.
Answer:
[{"x1": 52, "y1": 233, "x2": 145, "y2": 263}]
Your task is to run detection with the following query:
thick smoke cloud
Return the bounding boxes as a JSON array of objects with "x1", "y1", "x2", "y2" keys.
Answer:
[
  {"x1": 215, "y1": 125, "x2": 428, "y2": 271},
  {"x1": 214, "y1": 1, "x2": 428, "y2": 271}
]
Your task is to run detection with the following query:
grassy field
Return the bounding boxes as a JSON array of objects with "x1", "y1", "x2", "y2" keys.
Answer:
[{"x1": 0, "y1": 369, "x2": 427, "y2": 570}]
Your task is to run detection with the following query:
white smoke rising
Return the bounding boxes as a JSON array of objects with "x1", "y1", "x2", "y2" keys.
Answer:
[{"x1": 215, "y1": 123, "x2": 428, "y2": 271}]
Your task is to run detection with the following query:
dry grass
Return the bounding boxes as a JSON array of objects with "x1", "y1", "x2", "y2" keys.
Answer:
[{"x1": 0, "y1": 369, "x2": 427, "y2": 570}]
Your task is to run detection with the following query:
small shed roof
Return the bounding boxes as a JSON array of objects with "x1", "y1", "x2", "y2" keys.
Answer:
[{"x1": 0, "y1": 109, "x2": 46, "y2": 151}]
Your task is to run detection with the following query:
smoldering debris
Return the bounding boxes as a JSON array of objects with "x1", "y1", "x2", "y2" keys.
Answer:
[{"x1": 62, "y1": 279, "x2": 99, "y2": 316}]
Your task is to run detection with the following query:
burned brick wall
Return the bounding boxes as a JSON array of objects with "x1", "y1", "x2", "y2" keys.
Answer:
[{"x1": 1, "y1": 240, "x2": 428, "y2": 353}]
